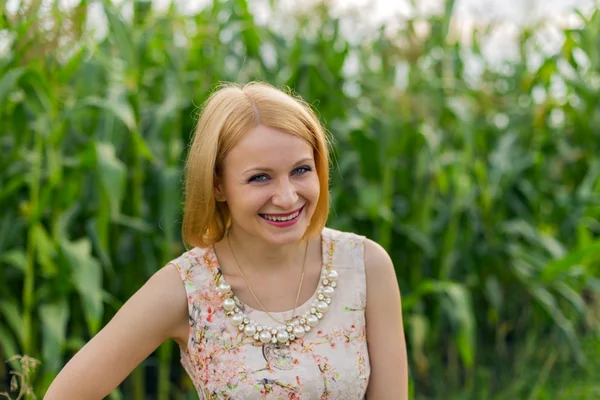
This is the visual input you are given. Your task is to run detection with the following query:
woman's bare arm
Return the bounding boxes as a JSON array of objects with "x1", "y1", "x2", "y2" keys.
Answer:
[
  {"x1": 364, "y1": 239, "x2": 409, "y2": 399},
  {"x1": 44, "y1": 264, "x2": 189, "y2": 400}
]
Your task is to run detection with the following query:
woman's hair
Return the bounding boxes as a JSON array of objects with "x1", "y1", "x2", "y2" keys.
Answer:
[{"x1": 182, "y1": 82, "x2": 331, "y2": 249}]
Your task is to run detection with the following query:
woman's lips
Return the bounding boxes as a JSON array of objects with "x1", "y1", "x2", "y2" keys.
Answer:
[{"x1": 260, "y1": 206, "x2": 304, "y2": 227}]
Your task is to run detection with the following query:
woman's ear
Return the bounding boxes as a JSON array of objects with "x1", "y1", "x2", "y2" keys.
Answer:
[
  {"x1": 215, "y1": 192, "x2": 226, "y2": 202},
  {"x1": 214, "y1": 177, "x2": 226, "y2": 202}
]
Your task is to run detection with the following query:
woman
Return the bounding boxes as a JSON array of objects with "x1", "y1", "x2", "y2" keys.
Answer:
[{"x1": 45, "y1": 82, "x2": 408, "y2": 399}]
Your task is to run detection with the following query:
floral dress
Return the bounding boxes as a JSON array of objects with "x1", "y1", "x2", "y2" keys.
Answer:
[{"x1": 170, "y1": 227, "x2": 370, "y2": 399}]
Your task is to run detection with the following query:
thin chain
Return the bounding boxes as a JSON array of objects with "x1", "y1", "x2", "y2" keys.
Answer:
[{"x1": 227, "y1": 232, "x2": 308, "y2": 326}]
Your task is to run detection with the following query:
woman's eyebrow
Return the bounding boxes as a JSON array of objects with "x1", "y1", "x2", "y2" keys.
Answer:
[{"x1": 242, "y1": 157, "x2": 315, "y2": 174}]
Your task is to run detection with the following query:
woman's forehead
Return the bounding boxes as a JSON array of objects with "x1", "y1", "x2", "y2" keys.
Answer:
[{"x1": 224, "y1": 126, "x2": 314, "y2": 171}]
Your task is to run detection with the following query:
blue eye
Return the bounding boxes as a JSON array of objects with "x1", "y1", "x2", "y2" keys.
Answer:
[
  {"x1": 293, "y1": 166, "x2": 312, "y2": 176},
  {"x1": 248, "y1": 174, "x2": 269, "y2": 183}
]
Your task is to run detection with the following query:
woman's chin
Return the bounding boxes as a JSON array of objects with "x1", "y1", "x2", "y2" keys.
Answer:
[{"x1": 258, "y1": 216, "x2": 309, "y2": 245}]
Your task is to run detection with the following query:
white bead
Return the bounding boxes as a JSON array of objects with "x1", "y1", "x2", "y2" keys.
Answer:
[
  {"x1": 253, "y1": 333, "x2": 259, "y2": 340},
  {"x1": 286, "y1": 326, "x2": 293, "y2": 332},
  {"x1": 325, "y1": 298, "x2": 331, "y2": 304},
  {"x1": 290, "y1": 334, "x2": 296, "y2": 340},
  {"x1": 317, "y1": 301, "x2": 328, "y2": 313},
  {"x1": 223, "y1": 298, "x2": 236, "y2": 311},
  {"x1": 323, "y1": 286, "x2": 335, "y2": 298},
  {"x1": 243, "y1": 318, "x2": 249, "y2": 324},
  {"x1": 293, "y1": 325, "x2": 306, "y2": 338},
  {"x1": 316, "y1": 312, "x2": 323, "y2": 319},
  {"x1": 300, "y1": 318, "x2": 306, "y2": 324},
  {"x1": 217, "y1": 282, "x2": 231, "y2": 293},
  {"x1": 259, "y1": 331, "x2": 272, "y2": 343},
  {"x1": 271, "y1": 337, "x2": 278, "y2": 343},
  {"x1": 244, "y1": 325, "x2": 256, "y2": 337},
  {"x1": 305, "y1": 325, "x2": 311, "y2": 332},
  {"x1": 232, "y1": 314, "x2": 243, "y2": 325},
  {"x1": 318, "y1": 294, "x2": 324, "y2": 300},
  {"x1": 277, "y1": 331, "x2": 289, "y2": 343},
  {"x1": 238, "y1": 324, "x2": 244, "y2": 331},
  {"x1": 257, "y1": 326, "x2": 263, "y2": 332},
  {"x1": 307, "y1": 315, "x2": 319, "y2": 327},
  {"x1": 327, "y1": 270, "x2": 338, "y2": 282},
  {"x1": 331, "y1": 282, "x2": 337, "y2": 288},
  {"x1": 323, "y1": 279, "x2": 329, "y2": 285},
  {"x1": 271, "y1": 329, "x2": 277, "y2": 335},
  {"x1": 310, "y1": 307, "x2": 316, "y2": 314}
]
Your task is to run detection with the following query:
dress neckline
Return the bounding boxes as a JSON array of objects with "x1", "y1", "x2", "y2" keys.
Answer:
[{"x1": 209, "y1": 231, "x2": 330, "y2": 318}]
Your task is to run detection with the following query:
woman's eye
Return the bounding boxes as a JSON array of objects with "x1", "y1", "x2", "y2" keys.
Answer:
[
  {"x1": 292, "y1": 166, "x2": 312, "y2": 176},
  {"x1": 248, "y1": 174, "x2": 269, "y2": 183}
]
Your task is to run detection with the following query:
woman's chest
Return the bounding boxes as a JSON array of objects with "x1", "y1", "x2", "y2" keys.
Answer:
[{"x1": 186, "y1": 321, "x2": 370, "y2": 399}]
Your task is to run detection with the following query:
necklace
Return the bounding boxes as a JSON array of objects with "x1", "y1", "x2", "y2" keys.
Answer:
[
  {"x1": 227, "y1": 232, "x2": 307, "y2": 325},
  {"x1": 216, "y1": 235, "x2": 339, "y2": 346}
]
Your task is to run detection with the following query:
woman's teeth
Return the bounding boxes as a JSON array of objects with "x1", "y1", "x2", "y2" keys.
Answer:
[{"x1": 263, "y1": 209, "x2": 300, "y2": 222}]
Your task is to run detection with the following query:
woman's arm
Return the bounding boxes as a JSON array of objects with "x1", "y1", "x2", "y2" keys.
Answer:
[
  {"x1": 44, "y1": 263, "x2": 189, "y2": 399},
  {"x1": 364, "y1": 239, "x2": 408, "y2": 399}
]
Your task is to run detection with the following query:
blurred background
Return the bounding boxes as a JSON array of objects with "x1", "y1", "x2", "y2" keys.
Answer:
[{"x1": 1, "y1": 0, "x2": 600, "y2": 398}]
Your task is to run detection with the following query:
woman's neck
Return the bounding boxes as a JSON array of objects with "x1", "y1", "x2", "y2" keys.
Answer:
[{"x1": 224, "y1": 227, "x2": 308, "y2": 274}]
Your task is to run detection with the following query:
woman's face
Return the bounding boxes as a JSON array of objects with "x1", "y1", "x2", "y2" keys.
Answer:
[{"x1": 217, "y1": 125, "x2": 320, "y2": 246}]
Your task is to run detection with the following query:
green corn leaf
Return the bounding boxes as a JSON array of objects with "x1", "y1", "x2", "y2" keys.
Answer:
[
  {"x1": 0, "y1": 325, "x2": 19, "y2": 370},
  {"x1": 0, "y1": 67, "x2": 26, "y2": 106},
  {"x1": 402, "y1": 279, "x2": 476, "y2": 368},
  {"x1": 60, "y1": 238, "x2": 103, "y2": 335},
  {"x1": 540, "y1": 239, "x2": 600, "y2": 283},
  {"x1": 83, "y1": 96, "x2": 137, "y2": 133},
  {"x1": 553, "y1": 281, "x2": 586, "y2": 315},
  {"x1": 530, "y1": 286, "x2": 585, "y2": 364},
  {"x1": 95, "y1": 142, "x2": 127, "y2": 218},
  {"x1": 39, "y1": 300, "x2": 69, "y2": 371},
  {"x1": 0, "y1": 299, "x2": 24, "y2": 349},
  {"x1": 31, "y1": 223, "x2": 57, "y2": 277},
  {"x1": 0, "y1": 249, "x2": 27, "y2": 273},
  {"x1": 444, "y1": 283, "x2": 476, "y2": 368}
]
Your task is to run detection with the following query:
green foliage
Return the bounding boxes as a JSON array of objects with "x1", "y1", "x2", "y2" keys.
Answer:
[{"x1": 1, "y1": 0, "x2": 599, "y2": 398}]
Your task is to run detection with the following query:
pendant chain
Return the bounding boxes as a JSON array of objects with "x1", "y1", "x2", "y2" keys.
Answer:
[{"x1": 226, "y1": 232, "x2": 308, "y2": 326}]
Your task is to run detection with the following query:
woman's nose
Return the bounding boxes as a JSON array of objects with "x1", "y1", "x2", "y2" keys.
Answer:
[{"x1": 272, "y1": 178, "x2": 298, "y2": 209}]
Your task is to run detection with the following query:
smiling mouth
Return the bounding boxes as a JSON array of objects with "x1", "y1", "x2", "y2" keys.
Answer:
[{"x1": 260, "y1": 206, "x2": 304, "y2": 222}]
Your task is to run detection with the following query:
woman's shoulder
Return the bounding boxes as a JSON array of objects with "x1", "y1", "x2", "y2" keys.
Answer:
[
  {"x1": 167, "y1": 245, "x2": 218, "y2": 289},
  {"x1": 323, "y1": 227, "x2": 393, "y2": 271},
  {"x1": 322, "y1": 226, "x2": 366, "y2": 244},
  {"x1": 169, "y1": 246, "x2": 210, "y2": 270}
]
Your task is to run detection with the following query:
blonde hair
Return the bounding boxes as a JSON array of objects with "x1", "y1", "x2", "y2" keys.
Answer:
[{"x1": 182, "y1": 82, "x2": 331, "y2": 249}]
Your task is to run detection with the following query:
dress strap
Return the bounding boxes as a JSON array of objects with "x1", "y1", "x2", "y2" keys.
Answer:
[
  {"x1": 169, "y1": 247, "x2": 216, "y2": 322},
  {"x1": 322, "y1": 228, "x2": 367, "y2": 309}
]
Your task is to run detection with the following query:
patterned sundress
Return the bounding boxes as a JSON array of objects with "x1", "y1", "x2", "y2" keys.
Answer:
[{"x1": 170, "y1": 227, "x2": 371, "y2": 399}]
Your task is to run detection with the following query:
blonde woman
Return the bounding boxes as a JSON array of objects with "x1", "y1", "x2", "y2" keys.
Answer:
[{"x1": 45, "y1": 82, "x2": 408, "y2": 399}]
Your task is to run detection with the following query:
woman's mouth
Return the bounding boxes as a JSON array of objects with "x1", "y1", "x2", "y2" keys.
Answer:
[{"x1": 260, "y1": 206, "x2": 304, "y2": 227}]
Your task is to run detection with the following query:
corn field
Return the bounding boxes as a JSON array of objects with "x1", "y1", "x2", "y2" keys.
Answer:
[{"x1": 1, "y1": 0, "x2": 600, "y2": 398}]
